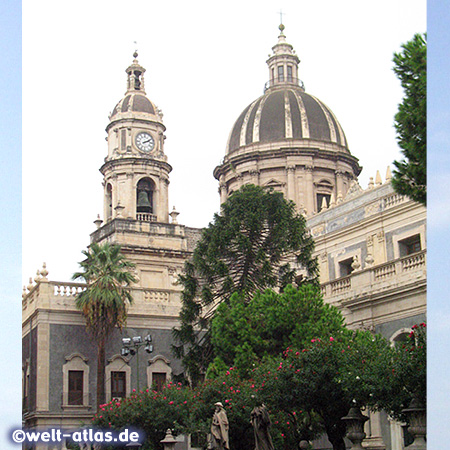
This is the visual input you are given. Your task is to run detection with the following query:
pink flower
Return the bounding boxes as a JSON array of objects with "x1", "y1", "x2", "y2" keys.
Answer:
[
  {"x1": 329, "y1": 337, "x2": 335, "y2": 342},
  {"x1": 169, "y1": 401, "x2": 174, "y2": 405}
]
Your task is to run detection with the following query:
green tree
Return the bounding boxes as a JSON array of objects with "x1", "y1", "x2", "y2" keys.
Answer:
[
  {"x1": 378, "y1": 323, "x2": 426, "y2": 421},
  {"x1": 210, "y1": 285, "x2": 347, "y2": 377},
  {"x1": 173, "y1": 185, "x2": 318, "y2": 383},
  {"x1": 73, "y1": 242, "x2": 136, "y2": 409},
  {"x1": 392, "y1": 33, "x2": 427, "y2": 205},
  {"x1": 260, "y1": 333, "x2": 393, "y2": 450}
]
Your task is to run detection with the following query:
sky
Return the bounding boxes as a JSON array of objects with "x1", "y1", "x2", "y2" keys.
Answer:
[
  {"x1": 1, "y1": 0, "x2": 448, "y2": 448},
  {"x1": 21, "y1": 0, "x2": 426, "y2": 284}
]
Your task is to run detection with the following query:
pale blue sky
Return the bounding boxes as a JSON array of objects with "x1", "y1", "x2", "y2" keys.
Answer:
[
  {"x1": 0, "y1": 0, "x2": 447, "y2": 448},
  {"x1": 0, "y1": 0, "x2": 22, "y2": 447},
  {"x1": 426, "y1": 0, "x2": 450, "y2": 447}
]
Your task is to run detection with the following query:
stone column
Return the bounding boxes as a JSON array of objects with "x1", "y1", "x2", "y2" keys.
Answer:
[
  {"x1": 160, "y1": 177, "x2": 170, "y2": 223},
  {"x1": 249, "y1": 169, "x2": 260, "y2": 187},
  {"x1": 336, "y1": 170, "x2": 345, "y2": 199},
  {"x1": 127, "y1": 172, "x2": 135, "y2": 219},
  {"x1": 304, "y1": 165, "x2": 314, "y2": 214},
  {"x1": 218, "y1": 182, "x2": 227, "y2": 205},
  {"x1": 286, "y1": 165, "x2": 296, "y2": 203}
]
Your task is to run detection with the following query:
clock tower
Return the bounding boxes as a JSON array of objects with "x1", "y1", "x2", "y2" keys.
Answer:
[
  {"x1": 90, "y1": 53, "x2": 201, "y2": 317},
  {"x1": 101, "y1": 51, "x2": 171, "y2": 223}
]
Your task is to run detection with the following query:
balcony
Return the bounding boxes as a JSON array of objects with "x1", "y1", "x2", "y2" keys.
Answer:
[
  {"x1": 264, "y1": 77, "x2": 305, "y2": 92},
  {"x1": 321, "y1": 250, "x2": 426, "y2": 300}
]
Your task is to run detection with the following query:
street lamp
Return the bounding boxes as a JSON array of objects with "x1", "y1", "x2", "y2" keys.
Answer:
[{"x1": 121, "y1": 334, "x2": 153, "y2": 391}]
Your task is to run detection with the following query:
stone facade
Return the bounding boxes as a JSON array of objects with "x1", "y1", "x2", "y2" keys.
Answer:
[{"x1": 22, "y1": 28, "x2": 425, "y2": 450}]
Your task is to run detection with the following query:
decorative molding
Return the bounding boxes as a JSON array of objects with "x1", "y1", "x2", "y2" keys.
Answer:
[{"x1": 65, "y1": 352, "x2": 88, "y2": 363}]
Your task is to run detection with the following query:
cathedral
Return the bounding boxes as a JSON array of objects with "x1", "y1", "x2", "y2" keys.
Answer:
[{"x1": 22, "y1": 25, "x2": 426, "y2": 450}]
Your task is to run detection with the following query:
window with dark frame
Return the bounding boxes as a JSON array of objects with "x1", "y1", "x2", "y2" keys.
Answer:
[
  {"x1": 398, "y1": 234, "x2": 421, "y2": 257},
  {"x1": 68, "y1": 370, "x2": 83, "y2": 405},
  {"x1": 152, "y1": 372, "x2": 167, "y2": 392},
  {"x1": 339, "y1": 258, "x2": 354, "y2": 278},
  {"x1": 278, "y1": 65, "x2": 284, "y2": 82},
  {"x1": 317, "y1": 193, "x2": 331, "y2": 212},
  {"x1": 287, "y1": 65, "x2": 293, "y2": 81},
  {"x1": 111, "y1": 371, "x2": 126, "y2": 399}
]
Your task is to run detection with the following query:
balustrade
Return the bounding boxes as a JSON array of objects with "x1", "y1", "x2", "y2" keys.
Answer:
[
  {"x1": 321, "y1": 251, "x2": 426, "y2": 300},
  {"x1": 136, "y1": 213, "x2": 157, "y2": 222},
  {"x1": 374, "y1": 263, "x2": 396, "y2": 281},
  {"x1": 402, "y1": 252, "x2": 425, "y2": 271},
  {"x1": 330, "y1": 276, "x2": 351, "y2": 295}
]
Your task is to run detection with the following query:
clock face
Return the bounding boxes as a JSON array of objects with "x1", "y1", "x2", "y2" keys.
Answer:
[{"x1": 135, "y1": 132, "x2": 155, "y2": 152}]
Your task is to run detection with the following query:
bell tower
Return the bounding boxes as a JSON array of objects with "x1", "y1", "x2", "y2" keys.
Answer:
[{"x1": 100, "y1": 51, "x2": 171, "y2": 223}]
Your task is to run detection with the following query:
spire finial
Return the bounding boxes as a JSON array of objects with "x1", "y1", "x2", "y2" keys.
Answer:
[
  {"x1": 133, "y1": 41, "x2": 138, "y2": 61},
  {"x1": 278, "y1": 10, "x2": 285, "y2": 35}
]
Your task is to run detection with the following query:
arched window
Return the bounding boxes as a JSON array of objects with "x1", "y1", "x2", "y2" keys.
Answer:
[
  {"x1": 62, "y1": 353, "x2": 90, "y2": 408},
  {"x1": 105, "y1": 355, "x2": 131, "y2": 401},
  {"x1": 106, "y1": 183, "x2": 113, "y2": 221},
  {"x1": 136, "y1": 178, "x2": 156, "y2": 221},
  {"x1": 315, "y1": 179, "x2": 334, "y2": 212},
  {"x1": 147, "y1": 355, "x2": 172, "y2": 391}
]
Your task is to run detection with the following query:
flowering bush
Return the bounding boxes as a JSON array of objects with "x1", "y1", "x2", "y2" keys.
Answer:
[
  {"x1": 92, "y1": 382, "x2": 193, "y2": 450},
  {"x1": 384, "y1": 323, "x2": 427, "y2": 420}
]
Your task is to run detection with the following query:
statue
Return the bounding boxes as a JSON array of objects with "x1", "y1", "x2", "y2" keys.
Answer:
[
  {"x1": 211, "y1": 402, "x2": 230, "y2": 450},
  {"x1": 250, "y1": 404, "x2": 274, "y2": 450}
]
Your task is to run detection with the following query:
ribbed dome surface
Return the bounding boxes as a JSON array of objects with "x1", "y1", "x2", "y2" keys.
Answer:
[
  {"x1": 111, "y1": 93, "x2": 156, "y2": 117},
  {"x1": 227, "y1": 87, "x2": 348, "y2": 154}
]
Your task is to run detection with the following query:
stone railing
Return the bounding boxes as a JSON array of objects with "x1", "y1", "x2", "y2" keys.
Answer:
[
  {"x1": 383, "y1": 193, "x2": 407, "y2": 209},
  {"x1": 22, "y1": 279, "x2": 181, "y2": 320},
  {"x1": 321, "y1": 250, "x2": 426, "y2": 300},
  {"x1": 52, "y1": 281, "x2": 86, "y2": 297},
  {"x1": 136, "y1": 213, "x2": 157, "y2": 222},
  {"x1": 330, "y1": 276, "x2": 351, "y2": 295}
]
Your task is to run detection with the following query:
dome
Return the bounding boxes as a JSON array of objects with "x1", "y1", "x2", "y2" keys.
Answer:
[
  {"x1": 110, "y1": 92, "x2": 156, "y2": 118},
  {"x1": 226, "y1": 87, "x2": 349, "y2": 154},
  {"x1": 215, "y1": 25, "x2": 361, "y2": 213},
  {"x1": 108, "y1": 51, "x2": 162, "y2": 123}
]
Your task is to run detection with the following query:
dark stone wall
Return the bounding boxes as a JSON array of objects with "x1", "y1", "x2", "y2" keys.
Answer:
[
  {"x1": 22, "y1": 325, "x2": 38, "y2": 413},
  {"x1": 48, "y1": 323, "x2": 182, "y2": 411}
]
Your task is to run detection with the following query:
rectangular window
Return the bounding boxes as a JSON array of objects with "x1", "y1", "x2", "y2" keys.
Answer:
[
  {"x1": 152, "y1": 372, "x2": 167, "y2": 392},
  {"x1": 278, "y1": 66, "x2": 284, "y2": 82},
  {"x1": 398, "y1": 234, "x2": 421, "y2": 257},
  {"x1": 339, "y1": 258, "x2": 354, "y2": 277},
  {"x1": 68, "y1": 370, "x2": 83, "y2": 406},
  {"x1": 317, "y1": 194, "x2": 331, "y2": 212},
  {"x1": 111, "y1": 371, "x2": 126, "y2": 399},
  {"x1": 121, "y1": 129, "x2": 126, "y2": 150},
  {"x1": 287, "y1": 65, "x2": 293, "y2": 81}
]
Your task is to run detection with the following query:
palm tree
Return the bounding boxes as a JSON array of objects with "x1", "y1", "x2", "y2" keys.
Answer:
[{"x1": 73, "y1": 242, "x2": 136, "y2": 409}]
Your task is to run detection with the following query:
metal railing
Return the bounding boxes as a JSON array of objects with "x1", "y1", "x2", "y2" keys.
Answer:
[{"x1": 264, "y1": 77, "x2": 305, "y2": 91}]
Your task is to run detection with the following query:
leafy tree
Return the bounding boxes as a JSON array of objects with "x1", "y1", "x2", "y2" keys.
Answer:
[
  {"x1": 378, "y1": 322, "x2": 426, "y2": 421},
  {"x1": 259, "y1": 333, "x2": 393, "y2": 450},
  {"x1": 173, "y1": 185, "x2": 318, "y2": 382},
  {"x1": 73, "y1": 242, "x2": 136, "y2": 408},
  {"x1": 392, "y1": 33, "x2": 427, "y2": 205},
  {"x1": 210, "y1": 285, "x2": 347, "y2": 376}
]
